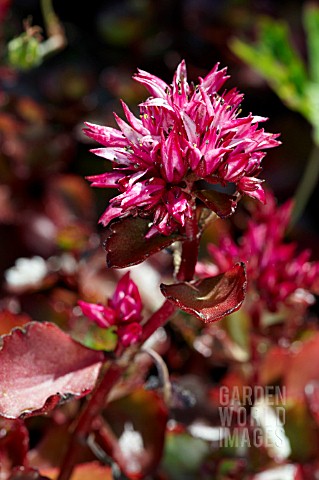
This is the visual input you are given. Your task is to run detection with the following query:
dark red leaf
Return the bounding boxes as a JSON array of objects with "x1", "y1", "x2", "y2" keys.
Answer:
[
  {"x1": 0, "y1": 418, "x2": 29, "y2": 476},
  {"x1": 161, "y1": 263, "x2": 247, "y2": 323},
  {"x1": 0, "y1": 322, "x2": 104, "y2": 419},
  {"x1": 195, "y1": 190, "x2": 237, "y2": 218},
  {"x1": 100, "y1": 388, "x2": 168, "y2": 478},
  {"x1": 103, "y1": 216, "x2": 183, "y2": 268}
]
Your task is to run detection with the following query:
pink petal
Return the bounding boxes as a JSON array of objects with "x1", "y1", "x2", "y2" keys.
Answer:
[
  {"x1": 134, "y1": 69, "x2": 169, "y2": 98},
  {"x1": 200, "y1": 63, "x2": 230, "y2": 95},
  {"x1": 84, "y1": 122, "x2": 127, "y2": 147},
  {"x1": 78, "y1": 300, "x2": 116, "y2": 328},
  {"x1": 120, "y1": 100, "x2": 150, "y2": 136},
  {"x1": 118, "y1": 179, "x2": 165, "y2": 209},
  {"x1": 202, "y1": 147, "x2": 229, "y2": 176},
  {"x1": 165, "y1": 188, "x2": 192, "y2": 226},
  {"x1": 89, "y1": 147, "x2": 132, "y2": 166},
  {"x1": 99, "y1": 205, "x2": 124, "y2": 226},
  {"x1": 181, "y1": 112, "x2": 198, "y2": 145},
  {"x1": 86, "y1": 171, "x2": 125, "y2": 188},
  {"x1": 114, "y1": 113, "x2": 141, "y2": 145},
  {"x1": 238, "y1": 177, "x2": 266, "y2": 203},
  {"x1": 118, "y1": 322, "x2": 143, "y2": 347},
  {"x1": 112, "y1": 272, "x2": 143, "y2": 322},
  {"x1": 187, "y1": 143, "x2": 202, "y2": 170},
  {"x1": 172, "y1": 60, "x2": 189, "y2": 108},
  {"x1": 160, "y1": 129, "x2": 186, "y2": 183},
  {"x1": 139, "y1": 97, "x2": 174, "y2": 111}
]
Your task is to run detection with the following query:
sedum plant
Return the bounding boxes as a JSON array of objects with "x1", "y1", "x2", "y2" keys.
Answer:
[{"x1": 1, "y1": 58, "x2": 319, "y2": 480}]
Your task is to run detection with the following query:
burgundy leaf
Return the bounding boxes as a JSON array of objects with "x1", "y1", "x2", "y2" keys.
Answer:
[
  {"x1": 103, "y1": 216, "x2": 183, "y2": 268},
  {"x1": 0, "y1": 322, "x2": 104, "y2": 419},
  {"x1": 161, "y1": 263, "x2": 247, "y2": 323},
  {"x1": 195, "y1": 190, "x2": 237, "y2": 218},
  {"x1": 0, "y1": 418, "x2": 29, "y2": 476}
]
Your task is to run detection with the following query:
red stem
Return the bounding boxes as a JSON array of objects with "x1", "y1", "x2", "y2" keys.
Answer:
[
  {"x1": 141, "y1": 213, "x2": 200, "y2": 341},
  {"x1": 140, "y1": 299, "x2": 177, "y2": 342},
  {"x1": 57, "y1": 362, "x2": 123, "y2": 480},
  {"x1": 176, "y1": 213, "x2": 199, "y2": 282}
]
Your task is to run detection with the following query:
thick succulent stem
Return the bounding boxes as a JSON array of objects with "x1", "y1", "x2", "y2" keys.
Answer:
[
  {"x1": 140, "y1": 299, "x2": 177, "y2": 342},
  {"x1": 176, "y1": 212, "x2": 200, "y2": 282},
  {"x1": 57, "y1": 362, "x2": 124, "y2": 480}
]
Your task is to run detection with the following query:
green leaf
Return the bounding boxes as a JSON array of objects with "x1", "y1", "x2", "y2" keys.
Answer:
[
  {"x1": 83, "y1": 325, "x2": 118, "y2": 352},
  {"x1": 162, "y1": 432, "x2": 210, "y2": 480},
  {"x1": 283, "y1": 400, "x2": 318, "y2": 462},
  {"x1": 230, "y1": 17, "x2": 310, "y2": 118},
  {"x1": 303, "y1": 3, "x2": 319, "y2": 84},
  {"x1": 222, "y1": 308, "x2": 250, "y2": 352},
  {"x1": 306, "y1": 82, "x2": 319, "y2": 143}
]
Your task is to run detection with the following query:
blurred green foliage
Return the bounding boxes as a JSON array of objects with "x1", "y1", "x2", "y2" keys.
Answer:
[
  {"x1": 8, "y1": 32, "x2": 43, "y2": 70},
  {"x1": 231, "y1": 4, "x2": 319, "y2": 143}
]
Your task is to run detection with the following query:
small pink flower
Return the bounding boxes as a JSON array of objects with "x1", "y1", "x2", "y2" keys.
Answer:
[
  {"x1": 84, "y1": 61, "x2": 280, "y2": 236},
  {"x1": 199, "y1": 191, "x2": 319, "y2": 313},
  {"x1": 79, "y1": 272, "x2": 143, "y2": 347},
  {"x1": 110, "y1": 272, "x2": 142, "y2": 323},
  {"x1": 78, "y1": 301, "x2": 116, "y2": 329},
  {"x1": 118, "y1": 322, "x2": 143, "y2": 348}
]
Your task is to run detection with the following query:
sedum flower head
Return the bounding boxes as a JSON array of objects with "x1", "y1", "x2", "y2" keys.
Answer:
[
  {"x1": 78, "y1": 272, "x2": 143, "y2": 347},
  {"x1": 85, "y1": 61, "x2": 280, "y2": 236},
  {"x1": 200, "y1": 192, "x2": 319, "y2": 313}
]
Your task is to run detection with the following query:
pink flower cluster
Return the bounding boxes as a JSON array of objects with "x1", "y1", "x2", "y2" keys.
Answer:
[
  {"x1": 85, "y1": 61, "x2": 280, "y2": 236},
  {"x1": 78, "y1": 272, "x2": 143, "y2": 347},
  {"x1": 199, "y1": 193, "x2": 319, "y2": 312}
]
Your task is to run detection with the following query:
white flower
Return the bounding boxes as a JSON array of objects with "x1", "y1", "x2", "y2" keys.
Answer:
[
  {"x1": 118, "y1": 422, "x2": 144, "y2": 475},
  {"x1": 5, "y1": 256, "x2": 48, "y2": 289},
  {"x1": 253, "y1": 465, "x2": 299, "y2": 480}
]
